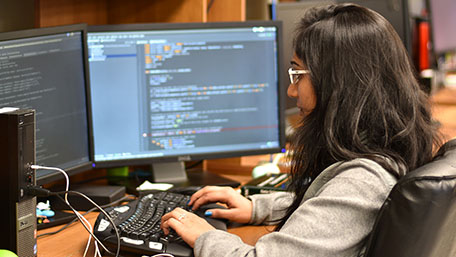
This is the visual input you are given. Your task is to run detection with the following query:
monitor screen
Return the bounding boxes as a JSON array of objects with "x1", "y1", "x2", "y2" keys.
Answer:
[
  {"x1": 87, "y1": 21, "x2": 286, "y2": 182},
  {"x1": 428, "y1": 0, "x2": 456, "y2": 53},
  {"x1": 0, "y1": 24, "x2": 93, "y2": 185}
]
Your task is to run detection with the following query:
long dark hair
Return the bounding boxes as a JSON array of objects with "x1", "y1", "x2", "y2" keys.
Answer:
[{"x1": 276, "y1": 4, "x2": 442, "y2": 230}]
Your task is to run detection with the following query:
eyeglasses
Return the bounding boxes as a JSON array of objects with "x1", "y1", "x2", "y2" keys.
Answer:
[{"x1": 288, "y1": 67, "x2": 310, "y2": 84}]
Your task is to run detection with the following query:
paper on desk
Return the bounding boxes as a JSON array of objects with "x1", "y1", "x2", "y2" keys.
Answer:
[{"x1": 136, "y1": 180, "x2": 173, "y2": 191}]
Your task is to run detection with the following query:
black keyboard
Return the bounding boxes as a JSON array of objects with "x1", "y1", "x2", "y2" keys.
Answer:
[{"x1": 93, "y1": 191, "x2": 227, "y2": 257}]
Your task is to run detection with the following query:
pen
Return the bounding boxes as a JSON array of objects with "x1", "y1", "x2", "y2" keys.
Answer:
[{"x1": 274, "y1": 176, "x2": 289, "y2": 188}]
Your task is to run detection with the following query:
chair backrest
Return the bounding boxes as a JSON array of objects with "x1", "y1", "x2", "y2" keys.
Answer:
[{"x1": 364, "y1": 139, "x2": 456, "y2": 257}]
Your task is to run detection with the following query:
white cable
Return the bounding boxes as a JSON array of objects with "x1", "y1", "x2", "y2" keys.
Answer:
[
  {"x1": 30, "y1": 165, "x2": 70, "y2": 201},
  {"x1": 80, "y1": 212, "x2": 94, "y2": 257},
  {"x1": 93, "y1": 239, "x2": 100, "y2": 257},
  {"x1": 59, "y1": 190, "x2": 120, "y2": 256},
  {"x1": 31, "y1": 165, "x2": 102, "y2": 256},
  {"x1": 94, "y1": 242, "x2": 101, "y2": 257}
]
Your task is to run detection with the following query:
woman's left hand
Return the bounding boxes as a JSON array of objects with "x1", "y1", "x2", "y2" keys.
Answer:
[{"x1": 161, "y1": 207, "x2": 216, "y2": 248}]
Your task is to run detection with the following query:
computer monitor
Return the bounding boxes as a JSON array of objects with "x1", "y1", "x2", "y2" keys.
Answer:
[
  {"x1": 87, "y1": 21, "x2": 286, "y2": 183},
  {"x1": 0, "y1": 24, "x2": 93, "y2": 185},
  {"x1": 428, "y1": 0, "x2": 456, "y2": 54}
]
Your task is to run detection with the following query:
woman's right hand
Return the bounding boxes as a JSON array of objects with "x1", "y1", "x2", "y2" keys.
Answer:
[{"x1": 188, "y1": 186, "x2": 253, "y2": 224}]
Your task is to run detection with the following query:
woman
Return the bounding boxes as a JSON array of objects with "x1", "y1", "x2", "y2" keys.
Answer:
[{"x1": 161, "y1": 3, "x2": 442, "y2": 257}]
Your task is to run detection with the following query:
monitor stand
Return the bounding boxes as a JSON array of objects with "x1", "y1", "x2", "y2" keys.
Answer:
[
  {"x1": 152, "y1": 161, "x2": 240, "y2": 187},
  {"x1": 151, "y1": 161, "x2": 188, "y2": 183},
  {"x1": 113, "y1": 161, "x2": 240, "y2": 195}
]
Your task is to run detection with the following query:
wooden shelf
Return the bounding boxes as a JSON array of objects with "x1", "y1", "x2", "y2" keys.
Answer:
[{"x1": 34, "y1": 0, "x2": 246, "y2": 27}]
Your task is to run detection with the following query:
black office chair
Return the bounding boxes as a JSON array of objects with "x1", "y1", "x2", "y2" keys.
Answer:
[{"x1": 364, "y1": 139, "x2": 456, "y2": 257}]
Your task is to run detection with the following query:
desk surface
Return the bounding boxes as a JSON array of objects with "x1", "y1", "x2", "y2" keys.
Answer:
[{"x1": 431, "y1": 87, "x2": 456, "y2": 140}]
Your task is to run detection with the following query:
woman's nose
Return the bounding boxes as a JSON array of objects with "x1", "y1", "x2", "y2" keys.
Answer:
[{"x1": 287, "y1": 83, "x2": 298, "y2": 99}]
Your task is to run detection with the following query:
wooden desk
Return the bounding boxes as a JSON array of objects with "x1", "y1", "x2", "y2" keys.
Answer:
[
  {"x1": 37, "y1": 212, "x2": 272, "y2": 256},
  {"x1": 431, "y1": 87, "x2": 456, "y2": 140},
  {"x1": 37, "y1": 212, "x2": 100, "y2": 256}
]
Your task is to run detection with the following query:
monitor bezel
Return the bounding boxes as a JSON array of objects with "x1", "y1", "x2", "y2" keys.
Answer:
[
  {"x1": 87, "y1": 20, "x2": 287, "y2": 169},
  {"x1": 0, "y1": 24, "x2": 94, "y2": 185},
  {"x1": 427, "y1": 0, "x2": 456, "y2": 55}
]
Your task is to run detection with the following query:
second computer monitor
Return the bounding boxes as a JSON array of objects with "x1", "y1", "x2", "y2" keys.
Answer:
[
  {"x1": 428, "y1": 0, "x2": 456, "y2": 54},
  {"x1": 0, "y1": 24, "x2": 93, "y2": 185},
  {"x1": 88, "y1": 21, "x2": 286, "y2": 182}
]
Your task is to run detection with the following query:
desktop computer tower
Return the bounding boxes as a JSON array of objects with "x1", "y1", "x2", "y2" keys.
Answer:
[{"x1": 0, "y1": 108, "x2": 37, "y2": 257}]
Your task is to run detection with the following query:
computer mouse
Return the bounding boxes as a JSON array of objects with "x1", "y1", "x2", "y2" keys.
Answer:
[{"x1": 195, "y1": 203, "x2": 228, "y2": 230}]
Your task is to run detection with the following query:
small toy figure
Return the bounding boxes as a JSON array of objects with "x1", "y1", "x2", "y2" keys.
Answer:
[{"x1": 36, "y1": 200, "x2": 55, "y2": 224}]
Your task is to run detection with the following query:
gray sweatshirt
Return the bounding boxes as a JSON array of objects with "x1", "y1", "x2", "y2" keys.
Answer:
[{"x1": 194, "y1": 158, "x2": 398, "y2": 257}]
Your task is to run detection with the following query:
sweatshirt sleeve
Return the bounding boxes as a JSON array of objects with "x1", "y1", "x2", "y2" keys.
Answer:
[
  {"x1": 247, "y1": 192, "x2": 294, "y2": 225},
  {"x1": 193, "y1": 161, "x2": 396, "y2": 257}
]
